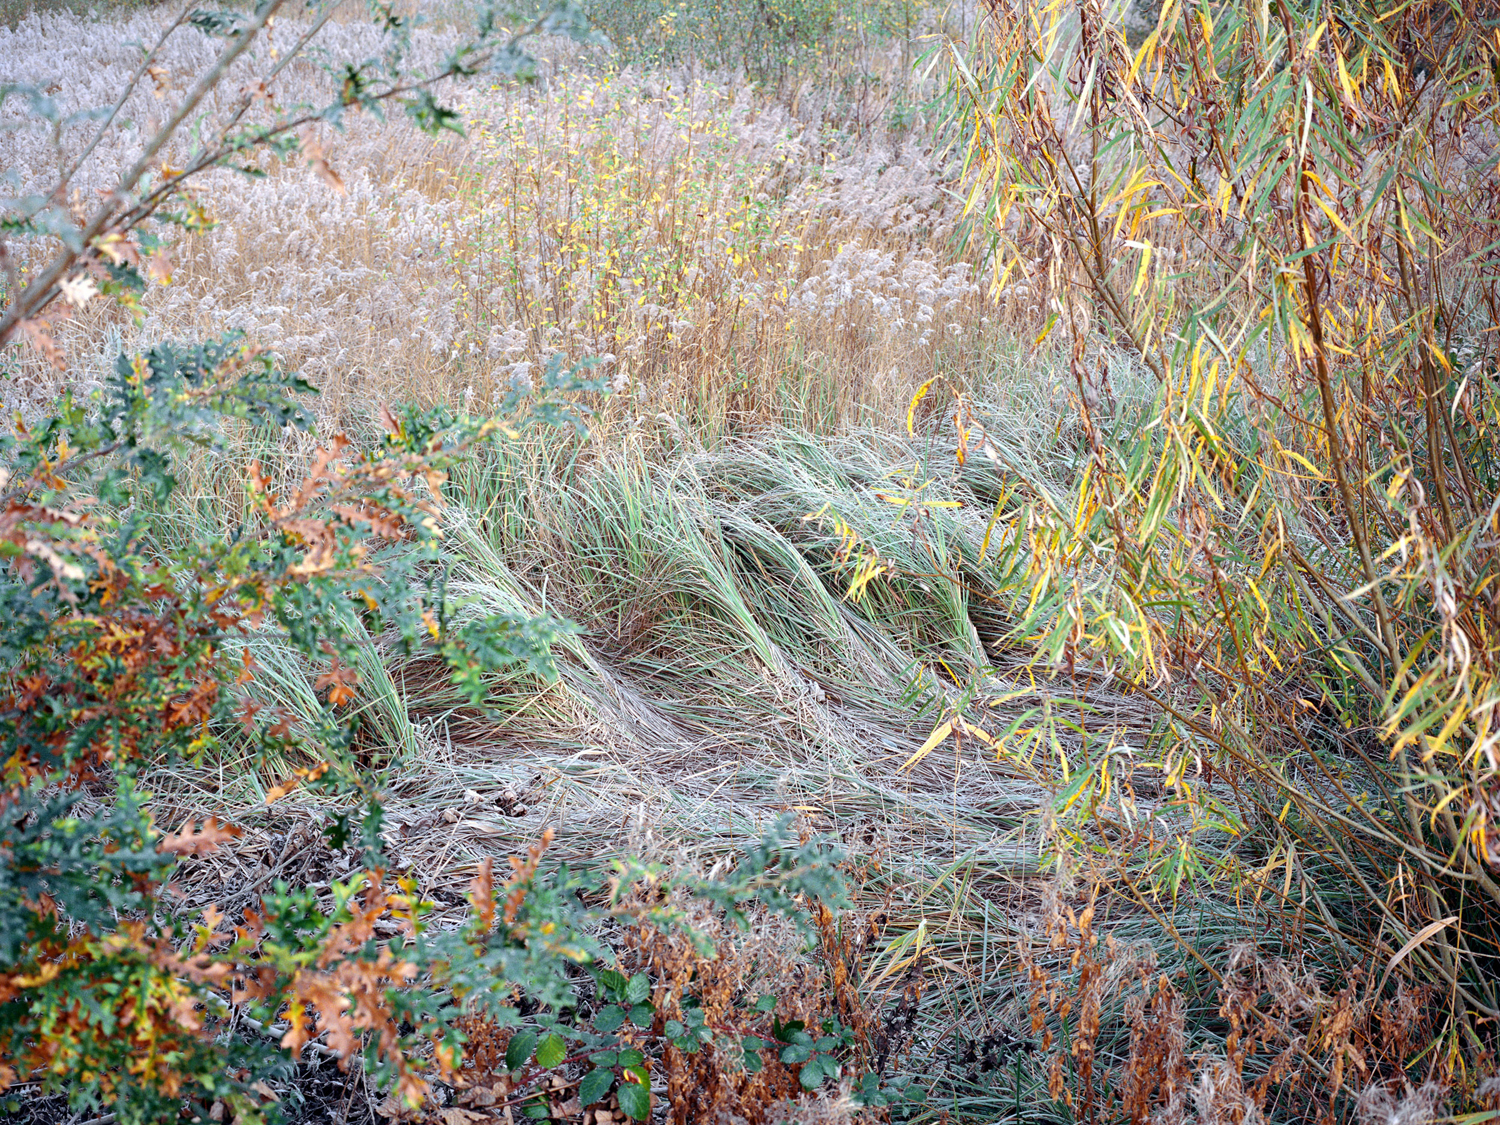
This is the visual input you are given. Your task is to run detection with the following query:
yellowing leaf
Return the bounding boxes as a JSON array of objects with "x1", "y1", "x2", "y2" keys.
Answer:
[
  {"x1": 1376, "y1": 916, "x2": 1457, "y2": 997},
  {"x1": 901, "y1": 718, "x2": 954, "y2": 772},
  {"x1": 907, "y1": 377, "x2": 938, "y2": 436}
]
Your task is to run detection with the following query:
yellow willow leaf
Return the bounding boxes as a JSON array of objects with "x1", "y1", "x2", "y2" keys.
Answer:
[
  {"x1": 1133, "y1": 242, "x2": 1153, "y2": 295},
  {"x1": 1386, "y1": 676, "x2": 1443, "y2": 751},
  {"x1": 1429, "y1": 780, "x2": 1473, "y2": 831},
  {"x1": 1074, "y1": 459, "x2": 1095, "y2": 534},
  {"x1": 1382, "y1": 54, "x2": 1402, "y2": 105},
  {"x1": 1035, "y1": 311, "x2": 1059, "y2": 345},
  {"x1": 1397, "y1": 189, "x2": 1416, "y2": 247},
  {"x1": 1202, "y1": 360, "x2": 1220, "y2": 416},
  {"x1": 1140, "y1": 618, "x2": 1157, "y2": 674},
  {"x1": 1239, "y1": 170, "x2": 1262, "y2": 219},
  {"x1": 1246, "y1": 576, "x2": 1272, "y2": 621},
  {"x1": 994, "y1": 255, "x2": 1015, "y2": 295},
  {"x1": 1304, "y1": 20, "x2": 1329, "y2": 57},
  {"x1": 957, "y1": 718, "x2": 996, "y2": 746},
  {"x1": 1336, "y1": 50, "x2": 1359, "y2": 106},
  {"x1": 979, "y1": 493, "x2": 1012, "y2": 563},
  {"x1": 1127, "y1": 29, "x2": 1159, "y2": 85},
  {"x1": 1421, "y1": 702, "x2": 1469, "y2": 763},
  {"x1": 1284, "y1": 314, "x2": 1311, "y2": 361},
  {"x1": 1277, "y1": 446, "x2": 1328, "y2": 479},
  {"x1": 901, "y1": 719, "x2": 954, "y2": 772},
  {"x1": 1108, "y1": 167, "x2": 1160, "y2": 210},
  {"x1": 1315, "y1": 196, "x2": 1356, "y2": 240}
]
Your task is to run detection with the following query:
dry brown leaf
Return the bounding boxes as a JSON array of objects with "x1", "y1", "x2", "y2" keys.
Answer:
[
  {"x1": 157, "y1": 817, "x2": 242, "y2": 857},
  {"x1": 300, "y1": 131, "x2": 347, "y2": 194},
  {"x1": 314, "y1": 654, "x2": 359, "y2": 707},
  {"x1": 145, "y1": 250, "x2": 174, "y2": 284},
  {"x1": 266, "y1": 761, "x2": 329, "y2": 804}
]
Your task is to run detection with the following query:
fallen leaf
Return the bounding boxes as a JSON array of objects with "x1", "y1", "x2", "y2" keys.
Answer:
[{"x1": 157, "y1": 817, "x2": 242, "y2": 857}]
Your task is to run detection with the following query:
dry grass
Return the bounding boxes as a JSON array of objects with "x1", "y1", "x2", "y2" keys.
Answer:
[
  {"x1": 2, "y1": 5, "x2": 992, "y2": 434},
  {"x1": 8, "y1": 1, "x2": 1498, "y2": 1122}
]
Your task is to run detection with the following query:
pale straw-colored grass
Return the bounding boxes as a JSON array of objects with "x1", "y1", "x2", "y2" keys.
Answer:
[{"x1": 2, "y1": 4, "x2": 1003, "y2": 434}]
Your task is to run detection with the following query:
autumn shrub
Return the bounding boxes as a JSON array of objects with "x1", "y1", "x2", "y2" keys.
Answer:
[
  {"x1": 0, "y1": 5, "x2": 884, "y2": 1122},
  {"x1": 0, "y1": 326, "x2": 875, "y2": 1125},
  {"x1": 407, "y1": 870, "x2": 922, "y2": 1125}
]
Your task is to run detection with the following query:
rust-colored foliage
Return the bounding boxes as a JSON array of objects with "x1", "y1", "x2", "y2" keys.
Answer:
[
  {"x1": 0, "y1": 333, "x2": 587, "y2": 1117},
  {"x1": 620, "y1": 894, "x2": 891, "y2": 1125}
]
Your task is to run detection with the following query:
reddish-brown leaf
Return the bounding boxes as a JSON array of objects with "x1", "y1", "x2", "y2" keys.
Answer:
[{"x1": 157, "y1": 817, "x2": 242, "y2": 857}]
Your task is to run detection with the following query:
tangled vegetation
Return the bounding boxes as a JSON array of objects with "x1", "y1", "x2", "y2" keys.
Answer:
[{"x1": 3, "y1": 0, "x2": 1500, "y2": 1122}]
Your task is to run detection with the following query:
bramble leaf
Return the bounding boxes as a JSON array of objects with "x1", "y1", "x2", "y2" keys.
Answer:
[
  {"x1": 578, "y1": 1067, "x2": 613, "y2": 1107},
  {"x1": 505, "y1": 1031, "x2": 537, "y2": 1072},
  {"x1": 616, "y1": 1079, "x2": 650, "y2": 1121}
]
